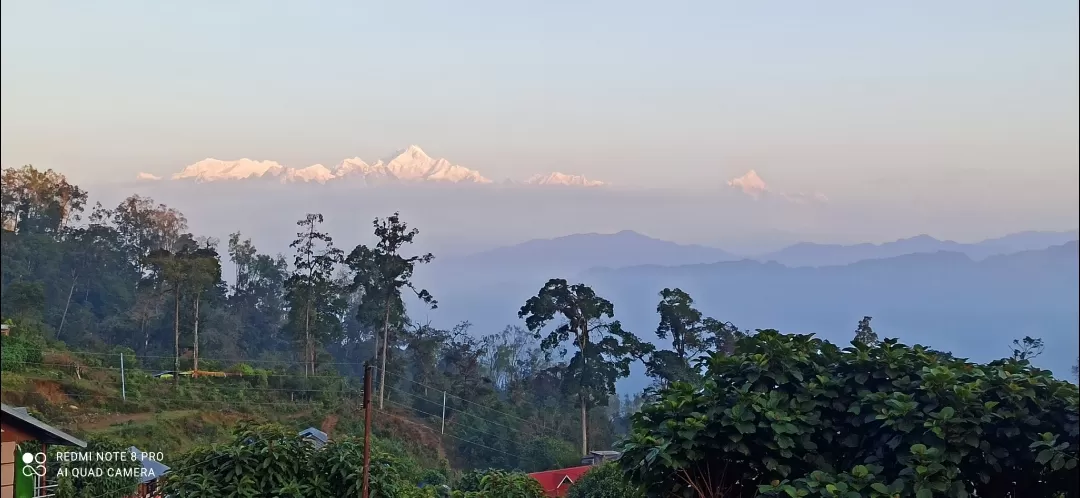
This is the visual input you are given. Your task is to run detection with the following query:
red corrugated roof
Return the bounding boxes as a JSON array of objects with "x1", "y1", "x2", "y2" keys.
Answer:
[{"x1": 527, "y1": 465, "x2": 592, "y2": 497}]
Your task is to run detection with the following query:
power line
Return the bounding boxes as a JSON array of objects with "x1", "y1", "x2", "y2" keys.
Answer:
[
  {"x1": 40, "y1": 349, "x2": 373, "y2": 367},
  {"x1": 10, "y1": 350, "x2": 577, "y2": 460},
  {"x1": 7, "y1": 359, "x2": 569, "y2": 451},
  {"x1": 375, "y1": 405, "x2": 530, "y2": 464},
  {"x1": 22, "y1": 392, "x2": 356, "y2": 409},
  {"x1": 9, "y1": 375, "x2": 361, "y2": 395},
  {"x1": 380, "y1": 395, "x2": 522, "y2": 450},
  {"x1": 375, "y1": 366, "x2": 550, "y2": 433},
  {"x1": 383, "y1": 383, "x2": 537, "y2": 438},
  {"x1": 3, "y1": 360, "x2": 366, "y2": 380}
]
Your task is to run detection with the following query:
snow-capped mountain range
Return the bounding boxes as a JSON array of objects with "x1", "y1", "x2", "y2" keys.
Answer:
[{"x1": 145, "y1": 146, "x2": 606, "y2": 187}]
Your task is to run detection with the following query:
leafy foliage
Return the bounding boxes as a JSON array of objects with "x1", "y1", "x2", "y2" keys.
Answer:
[
  {"x1": 519, "y1": 278, "x2": 650, "y2": 453},
  {"x1": 451, "y1": 469, "x2": 546, "y2": 498},
  {"x1": 647, "y1": 288, "x2": 741, "y2": 387},
  {"x1": 620, "y1": 330, "x2": 1080, "y2": 497},
  {"x1": 52, "y1": 435, "x2": 141, "y2": 498},
  {"x1": 160, "y1": 423, "x2": 437, "y2": 498},
  {"x1": 1010, "y1": 335, "x2": 1045, "y2": 361},
  {"x1": 567, "y1": 462, "x2": 645, "y2": 498},
  {"x1": 0, "y1": 319, "x2": 44, "y2": 371},
  {"x1": 284, "y1": 213, "x2": 346, "y2": 375},
  {"x1": 853, "y1": 316, "x2": 877, "y2": 345},
  {"x1": 1, "y1": 164, "x2": 88, "y2": 234},
  {"x1": 347, "y1": 211, "x2": 437, "y2": 406}
]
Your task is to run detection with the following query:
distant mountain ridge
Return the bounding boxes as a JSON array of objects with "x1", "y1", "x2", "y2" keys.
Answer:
[
  {"x1": 447, "y1": 229, "x2": 736, "y2": 271},
  {"x1": 447, "y1": 229, "x2": 1078, "y2": 274},
  {"x1": 420, "y1": 239, "x2": 1079, "y2": 394},
  {"x1": 424, "y1": 230, "x2": 737, "y2": 292},
  {"x1": 757, "y1": 230, "x2": 1079, "y2": 267},
  {"x1": 147, "y1": 145, "x2": 605, "y2": 187}
]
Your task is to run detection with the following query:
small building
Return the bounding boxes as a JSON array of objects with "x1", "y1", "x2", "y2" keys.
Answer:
[
  {"x1": 1, "y1": 403, "x2": 87, "y2": 498},
  {"x1": 126, "y1": 446, "x2": 169, "y2": 498},
  {"x1": 298, "y1": 427, "x2": 329, "y2": 449},
  {"x1": 579, "y1": 450, "x2": 621, "y2": 466},
  {"x1": 0, "y1": 324, "x2": 10, "y2": 337},
  {"x1": 527, "y1": 465, "x2": 592, "y2": 498}
]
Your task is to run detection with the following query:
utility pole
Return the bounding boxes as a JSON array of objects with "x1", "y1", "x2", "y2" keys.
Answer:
[
  {"x1": 440, "y1": 391, "x2": 447, "y2": 434},
  {"x1": 120, "y1": 353, "x2": 127, "y2": 402},
  {"x1": 362, "y1": 363, "x2": 373, "y2": 498}
]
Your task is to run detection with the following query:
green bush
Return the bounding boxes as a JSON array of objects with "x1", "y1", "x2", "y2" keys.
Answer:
[
  {"x1": 160, "y1": 423, "x2": 434, "y2": 497},
  {"x1": 453, "y1": 468, "x2": 489, "y2": 492},
  {"x1": 420, "y1": 467, "x2": 449, "y2": 486},
  {"x1": 109, "y1": 345, "x2": 138, "y2": 369},
  {"x1": 567, "y1": 462, "x2": 644, "y2": 498},
  {"x1": 53, "y1": 435, "x2": 141, "y2": 498},
  {"x1": 619, "y1": 330, "x2": 1080, "y2": 497},
  {"x1": 451, "y1": 469, "x2": 546, "y2": 498},
  {"x1": 1, "y1": 333, "x2": 43, "y2": 371}
]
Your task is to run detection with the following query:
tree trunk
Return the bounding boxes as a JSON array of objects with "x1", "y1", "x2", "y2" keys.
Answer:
[
  {"x1": 57, "y1": 271, "x2": 78, "y2": 339},
  {"x1": 192, "y1": 291, "x2": 201, "y2": 372},
  {"x1": 303, "y1": 296, "x2": 312, "y2": 376},
  {"x1": 580, "y1": 321, "x2": 589, "y2": 456},
  {"x1": 379, "y1": 297, "x2": 392, "y2": 409},
  {"x1": 580, "y1": 394, "x2": 588, "y2": 456},
  {"x1": 173, "y1": 287, "x2": 180, "y2": 389},
  {"x1": 141, "y1": 314, "x2": 150, "y2": 355}
]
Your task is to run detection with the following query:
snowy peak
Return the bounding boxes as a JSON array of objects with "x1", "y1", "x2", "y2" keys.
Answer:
[
  {"x1": 173, "y1": 158, "x2": 286, "y2": 182},
  {"x1": 287, "y1": 164, "x2": 335, "y2": 183},
  {"x1": 388, "y1": 145, "x2": 432, "y2": 163},
  {"x1": 332, "y1": 157, "x2": 372, "y2": 177},
  {"x1": 525, "y1": 172, "x2": 605, "y2": 187},
  {"x1": 727, "y1": 170, "x2": 827, "y2": 204},
  {"x1": 155, "y1": 147, "x2": 604, "y2": 187},
  {"x1": 727, "y1": 170, "x2": 768, "y2": 197},
  {"x1": 381, "y1": 145, "x2": 492, "y2": 183}
]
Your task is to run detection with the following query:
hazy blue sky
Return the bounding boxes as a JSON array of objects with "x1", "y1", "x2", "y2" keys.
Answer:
[{"x1": 2, "y1": 1, "x2": 1078, "y2": 210}]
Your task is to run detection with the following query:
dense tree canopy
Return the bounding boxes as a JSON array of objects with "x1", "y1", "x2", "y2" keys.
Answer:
[
  {"x1": 1, "y1": 164, "x2": 88, "y2": 234},
  {"x1": 519, "y1": 278, "x2": 650, "y2": 454},
  {"x1": 647, "y1": 287, "x2": 741, "y2": 387},
  {"x1": 620, "y1": 330, "x2": 1080, "y2": 497}
]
